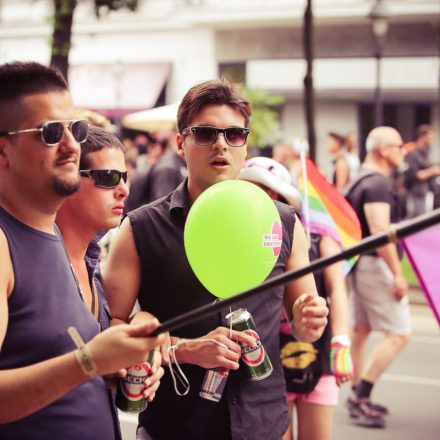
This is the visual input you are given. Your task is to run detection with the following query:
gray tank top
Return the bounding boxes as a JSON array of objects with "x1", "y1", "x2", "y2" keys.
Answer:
[{"x1": 0, "y1": 207, "x2": 116, "y2": 440}]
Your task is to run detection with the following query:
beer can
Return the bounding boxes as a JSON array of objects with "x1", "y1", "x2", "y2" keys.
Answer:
[
  {"x1": 225, "y1": 308, "x2": 273, "y2": 381},
  {"x1": 116, "y1": 350, "x2": 155, "y2": 413},
  {"x1": 199, "y1": 367, "x2": 229, "y2": 402}
]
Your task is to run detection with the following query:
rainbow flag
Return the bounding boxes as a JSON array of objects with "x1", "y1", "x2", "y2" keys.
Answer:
[{"x1": 298, "y1": 156, "x2": 362, "y2": 273}]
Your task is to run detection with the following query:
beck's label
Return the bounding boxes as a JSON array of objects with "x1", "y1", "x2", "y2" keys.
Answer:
[
  {"x1": 241, "y1": 329, "x2": 265, "y2": 366},
  {"x1": 121, "y1": 363, "x2": 149, "y2": 401}
]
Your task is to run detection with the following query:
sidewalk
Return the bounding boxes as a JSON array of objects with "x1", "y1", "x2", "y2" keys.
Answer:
[{"x1": 408, "y1": 284, "x2": 426, "y2": 305}]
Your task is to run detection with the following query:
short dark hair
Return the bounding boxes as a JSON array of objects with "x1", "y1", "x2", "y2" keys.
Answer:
[
  {"x1": 328, "y1": 132, "x2": 345, "y2": 145},
  {"x1": 0, "y1": 61, "x2": 68, "y2": 131},
  {"x1": 80, "y1": 126, "x2": 124, "y2": 170},
  {"x1": 177, "y1": 79, "x2": 252, "y2": 133},
  {"x1": 416, "y1": 124, "x2": 432, "y2": 139}
]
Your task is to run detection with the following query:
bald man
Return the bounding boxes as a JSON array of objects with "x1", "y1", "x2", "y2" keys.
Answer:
[{"x1": 344, "y1": 127, "x2": 410, "y2": 428}]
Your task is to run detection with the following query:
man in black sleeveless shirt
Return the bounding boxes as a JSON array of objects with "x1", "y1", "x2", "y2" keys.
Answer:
[
  {"x1": 104, "y1": 79, "x2": 328, "y2": 440},
  {"x1": 0, "y1": 61, "x2": 164, "y2": 439}
]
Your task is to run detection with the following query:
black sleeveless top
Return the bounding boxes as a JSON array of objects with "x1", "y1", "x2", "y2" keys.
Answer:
[
  {"x1": 279, "y1": 233, "x2": 332, "y2": 394},
  {"x1": 0, "y1": 207, "x2": 116, "y2": 440},
  {"x1": 129, "y1": 180, "x2": 295, "y2": 440}
]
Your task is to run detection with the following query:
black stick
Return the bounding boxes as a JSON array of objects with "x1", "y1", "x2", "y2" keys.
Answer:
[{"x1": 150, "y1": 208, "x2": 440, "y2": 336}]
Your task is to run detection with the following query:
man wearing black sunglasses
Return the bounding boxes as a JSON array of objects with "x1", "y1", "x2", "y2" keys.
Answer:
[
  {"x1": 0, "y1": 61, "x2": 164, "y2": 439},
  {"x1": 57, "y1": 125, "x2": 164, "y2": 434},
  {"x1": 104, "y1": 79, "x2": 328, "y2": 440},
  {"x1": 56, "y1": 126, "x2": 129, "y2": 326}
]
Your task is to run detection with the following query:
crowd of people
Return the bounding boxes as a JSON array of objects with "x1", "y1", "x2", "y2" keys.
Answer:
[{"x1": 0, "y1": 59, "x2": 436, "y2": 439}]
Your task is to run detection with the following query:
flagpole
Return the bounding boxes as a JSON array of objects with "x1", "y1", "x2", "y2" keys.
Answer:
[
  {"x1": 296, "y1": 138, "x2": 311, "y2": 245},
  {"x1": 150, "y1": 208, "x2": 440, "y2": 336}
]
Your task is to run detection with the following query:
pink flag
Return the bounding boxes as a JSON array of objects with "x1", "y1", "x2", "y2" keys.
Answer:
[{"x1": 403, "y1": 224, "x2": 440, "y2": 326}]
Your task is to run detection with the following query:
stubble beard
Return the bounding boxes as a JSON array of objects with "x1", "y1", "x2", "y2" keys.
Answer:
[{"x1": 52, "y1": 175, "x2": 81, "y2": 197}]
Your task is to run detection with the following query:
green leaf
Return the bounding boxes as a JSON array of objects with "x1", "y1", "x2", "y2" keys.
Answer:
[{"x1": 244, "y1": 88, "x2": 285, "y2": 148}]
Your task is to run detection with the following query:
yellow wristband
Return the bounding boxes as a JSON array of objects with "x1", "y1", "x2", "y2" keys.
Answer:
[
  {"x1": 74, "y1": 345, "x2": 98, "y2": 378},
  {"x1": 68, "y1": 326, "x2": 98, "y2": 378}
]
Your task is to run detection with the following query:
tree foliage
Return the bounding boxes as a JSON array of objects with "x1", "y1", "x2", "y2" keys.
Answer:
[
  {"x1": 244, "y1": 88, "x2": 285, "y2": 148},
  {"x1": 50, "y1": 0, "x2": 139, "y2": 81}
]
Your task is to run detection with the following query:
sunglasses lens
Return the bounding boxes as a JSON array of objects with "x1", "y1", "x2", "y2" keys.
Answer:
[
  {"x1": 94, "y1": 170, "x2": 127, "y2": 188},
  {"x1": 41, "y1": 120, "x2": 89, "y2": 145},
  {"x1": 225, "y1": 128, "x2": 248, "y2": 147},
  {"x1": 42, "y1": 122, "x2": 64, "y2": 145},
  {"x1": 193, "y1": 127, "x2": 217, "y2": 145},
  {"x1": 71, "y1": 120, "x2": 89, "y2": 143}
]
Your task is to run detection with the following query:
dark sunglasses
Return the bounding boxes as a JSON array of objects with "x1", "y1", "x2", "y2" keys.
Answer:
[
  {"x1": 80, "y1": 169, "x2": 128, "y2": 188},
  {"x1": 182, "y1": 125, "x2": 250, "y2": 147},
  {"x1": 0, "y1": 119, "x2": 89, "y2": 147}
]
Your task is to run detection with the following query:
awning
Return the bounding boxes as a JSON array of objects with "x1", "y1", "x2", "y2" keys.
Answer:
[
  {"x1": 122, "y1": 102, "x2": 179, "y2": 133},
  {"x1": 69, "y1": 62, "x2": 171, "y2": 110}
]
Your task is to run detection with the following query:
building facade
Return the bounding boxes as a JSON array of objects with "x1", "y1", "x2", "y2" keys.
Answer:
[{"x1": 0, "y1": 0, "x2": 438, "y2": 168}]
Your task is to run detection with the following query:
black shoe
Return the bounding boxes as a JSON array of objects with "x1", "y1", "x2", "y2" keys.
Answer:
[
  {"x1": 347, "y1": 397, "x2": 386, "y2": 428},
  {"x1": 369, "y1": 401, "x2": 389, "y2": 415},
  {"x1": 347, "y1": 395, "x2": 389, "y2": 416}
]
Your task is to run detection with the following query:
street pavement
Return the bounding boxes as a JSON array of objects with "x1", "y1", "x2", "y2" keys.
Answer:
[
  {"x1": 119, "y1": 290, "x2": 439, "y2": 440},
  {"x1": 333, "y1": 292, "x2": 440, "y2": 440}
]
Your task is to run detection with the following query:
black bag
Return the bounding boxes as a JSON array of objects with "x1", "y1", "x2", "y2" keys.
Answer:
[{"x1": 279, "y1": 332, "x2": 322, "y2": 394}]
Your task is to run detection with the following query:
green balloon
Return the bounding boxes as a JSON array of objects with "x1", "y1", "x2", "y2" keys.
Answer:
[{"x1": 184, "y1": 180, "x2": 283, "y2": 299}]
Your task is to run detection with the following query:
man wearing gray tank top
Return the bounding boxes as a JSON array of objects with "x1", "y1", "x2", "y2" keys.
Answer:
[{"x1": 0, "y1": 61, "x2": 164, "y2": 440}]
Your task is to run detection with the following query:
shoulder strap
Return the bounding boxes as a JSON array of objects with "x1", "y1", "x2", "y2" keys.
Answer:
[{"x1": 343, "y1": 170, "x2": 378, "y2": 198}]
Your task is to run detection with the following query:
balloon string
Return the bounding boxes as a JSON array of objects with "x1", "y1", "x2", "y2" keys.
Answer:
[
  {"x1": 229, "y1": 306, "x2": 232, "y2": 338},
  {"x1": 166, "y1": 338, "x2": 189, "y2": 396},
  {"x1": 166, "y1": 338, "x2": 228, "y2": 396}
]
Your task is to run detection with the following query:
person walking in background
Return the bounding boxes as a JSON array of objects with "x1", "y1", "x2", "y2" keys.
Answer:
[
  {"x1": 124, "y1": 128, "x2": 187, "y2": 212},
  {"x1": 103, "y1": 78, "x2": 328, "y2": 440},
  {"x1": 344, "y1": 126, "x2": 410, "y2": 429},
  {"x1": 240, "y1": 157, "x2": 353, "y2": 440},
  {"x1": 326, "y1": 131, "x2": 360, "y2": 191},
  {"x1": 343, "y1": 131, "x2": 361, "y2": 180},
  {"x1": 0, "y1": 61, "x2": 164, "y2": 439},
  {"x1": 273, "y1": 137, "x2": 306, "y2": 186},
  {"x1": 272, "y1": 137, "x2": 297, "y2": 174},
  {"x1": 403, "y1": 124, "x2": 440, "y2": 218}
]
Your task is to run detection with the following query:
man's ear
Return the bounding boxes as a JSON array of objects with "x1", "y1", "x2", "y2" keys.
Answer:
[
  {"x1": 376, "y1": 143, "x2": 388, "y2": 159},
  {"x1": 0, "y1": 136, "x2": 10, "y2": 167},
  {"x1": 176, "y1": 133, "x2": 186, "y2": 161}
]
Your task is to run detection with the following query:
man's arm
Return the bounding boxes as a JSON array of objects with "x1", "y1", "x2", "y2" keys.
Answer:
[
  {"x1": 0, "y1": 230, "x2": 13, "y2": 352},
  {"x1": 0, "y1": 321, "x2": 164, "y2": 423},
  {"x1": 364, "y1": 202, "x2": 408, "y2": 299},
  {"x1": 103, "y1": 216, "x2": 142, "y2": 323},
  {"x1": 103, "y1": 216, "x2": 256, "y2": 371},
  {"x1": 405, "y1": 154, "x2": 440, "y2": 184},
  {"x1": 334, "y1": 156, "x2": 350, "y2": 191},
  {"x1": 416, "y1": 165, "x2": 440, "y2": 181},
  {"x1": 283, "y1": 217, "x2": 328, "y2": 342},
  {"x1": 0, "y1": 229, "x2": 164, "y2": 423}
]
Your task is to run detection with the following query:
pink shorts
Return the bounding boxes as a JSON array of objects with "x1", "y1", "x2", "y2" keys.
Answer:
[{"x1": 286, "y1": 375, "x2": 339, "y2": 406}]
